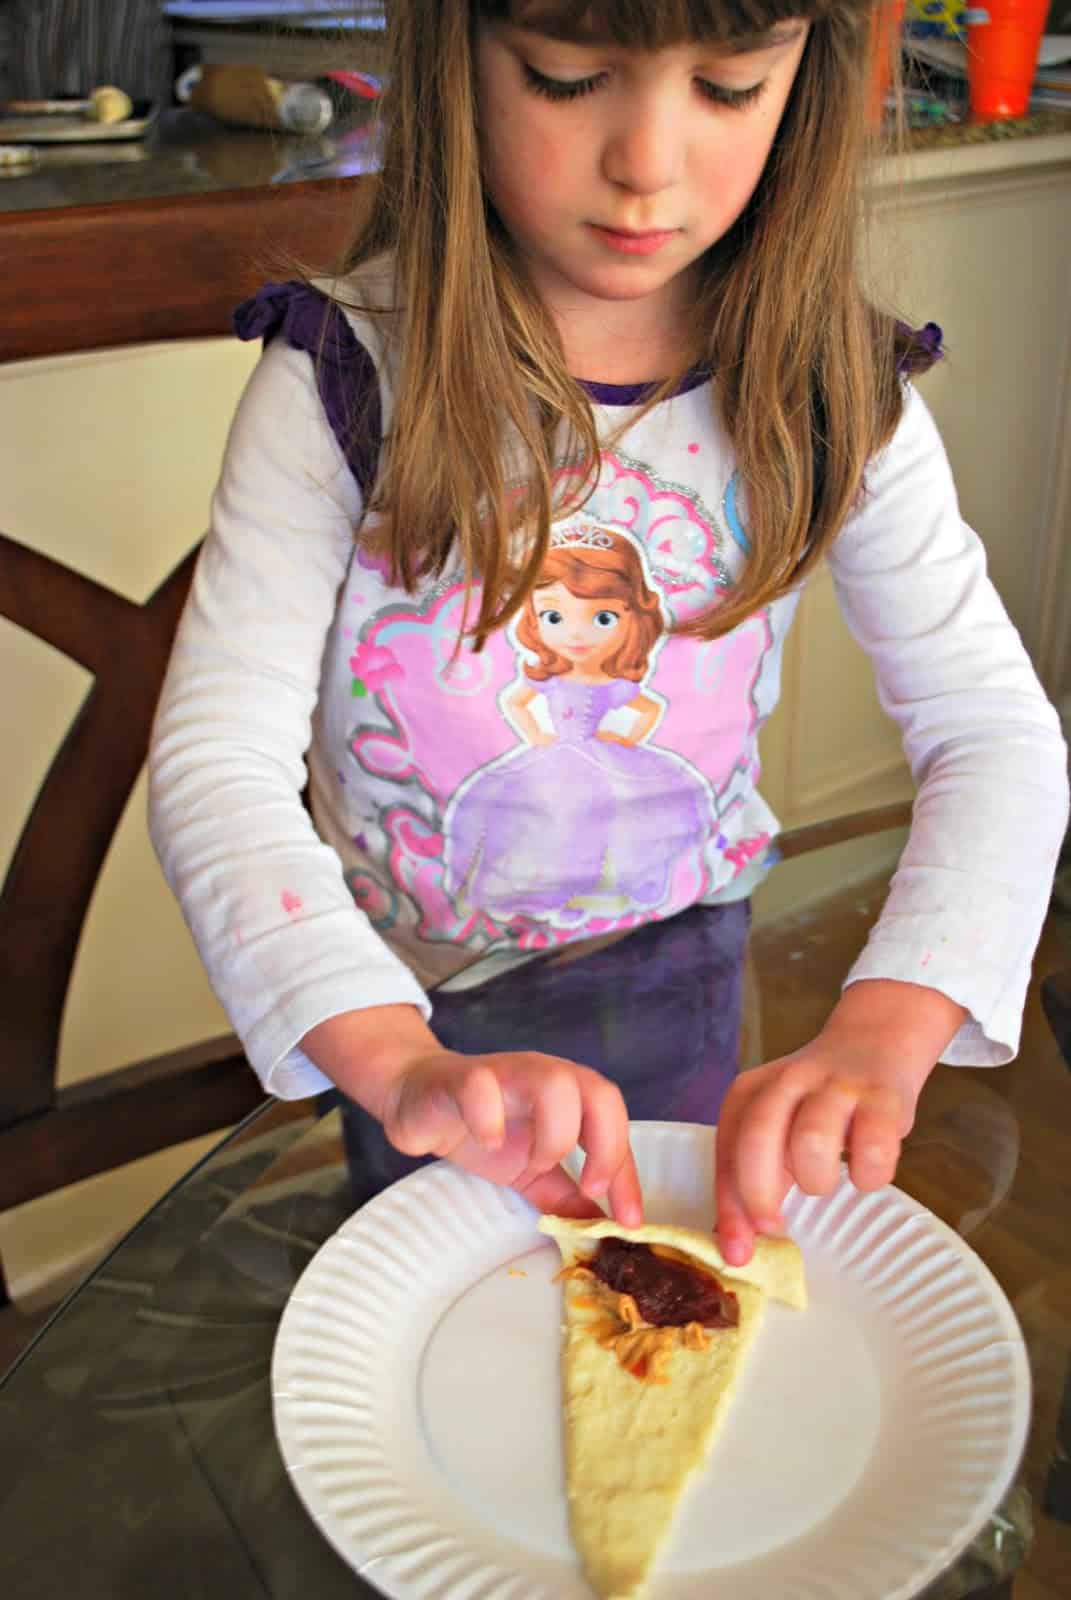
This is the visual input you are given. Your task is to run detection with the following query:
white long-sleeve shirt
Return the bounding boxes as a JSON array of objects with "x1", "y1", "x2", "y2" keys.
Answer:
[{"x1": 148, "y1": 278, "x2": 1069, "y2": 1100}]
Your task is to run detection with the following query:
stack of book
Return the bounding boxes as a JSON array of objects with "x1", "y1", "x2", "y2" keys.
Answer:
[{"x1": 1031, "y1": 53, "x2": 1071, "y2": 109}]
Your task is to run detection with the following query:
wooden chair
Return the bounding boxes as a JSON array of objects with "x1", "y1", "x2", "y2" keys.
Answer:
[{"x1": 0, "y1": 177, "x2": 913, "y2": 1311}]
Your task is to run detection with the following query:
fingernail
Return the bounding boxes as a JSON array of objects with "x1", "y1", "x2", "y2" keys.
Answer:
[
  {"x1": 583, "y1": 1174, "x2": 609, "y2": 1198},
  {"x1": 721, "y1": 1235, "x2": 750, "y2": 1266}
]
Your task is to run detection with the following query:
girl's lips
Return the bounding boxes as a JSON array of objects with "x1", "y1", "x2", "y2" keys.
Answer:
[{"x1": 589, "y1": 225, "x2": 677, "y2": 256}]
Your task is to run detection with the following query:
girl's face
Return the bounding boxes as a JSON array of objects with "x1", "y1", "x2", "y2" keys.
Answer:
[
  {"x1": 534, "y1": 581, "x2": 629, "y2": 671},
  {"x1": 475, "y1": 19, "x2": 809, "y2": 351}
]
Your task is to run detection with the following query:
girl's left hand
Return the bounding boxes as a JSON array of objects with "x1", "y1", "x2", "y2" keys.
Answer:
[{"x1": 713, "y1": 979, "x2": 966, "y2": 1266}]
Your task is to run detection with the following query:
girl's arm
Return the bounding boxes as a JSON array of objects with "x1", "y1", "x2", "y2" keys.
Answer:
[
  {"x1": 714, "y1": 384, "x2": 1067, "y2": 1261},
  {"x1": 148, "y1": 336, "x2": 640, "y2": 1219},
  {"x1": 150, "y1": 338, "x2": 431, "y2": 1100},
  {"x1": 826, "y1": 384, "x2": 1067, "y2": 1065}
]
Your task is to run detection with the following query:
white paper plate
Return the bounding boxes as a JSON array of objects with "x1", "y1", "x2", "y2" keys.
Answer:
[{"x1": 271, "y1": 1120, "x2": 1030, "y2": 1600}]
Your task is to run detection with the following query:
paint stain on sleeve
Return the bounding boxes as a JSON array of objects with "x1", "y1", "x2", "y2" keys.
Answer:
[{"x1": 281, "y1": 890, "x2": 304, "y2": 917}]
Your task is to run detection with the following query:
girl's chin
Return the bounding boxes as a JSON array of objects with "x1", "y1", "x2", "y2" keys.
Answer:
[{"x1": 531, "y1": 248, "x2": 688, "y2": 306}]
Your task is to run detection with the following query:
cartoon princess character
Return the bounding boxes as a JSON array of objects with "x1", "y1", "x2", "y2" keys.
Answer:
[{"x1": 443, "y1": 524, "x2": 716, "y2": 926}]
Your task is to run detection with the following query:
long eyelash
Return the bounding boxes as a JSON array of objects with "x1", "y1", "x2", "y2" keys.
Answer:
[
  {"x1": 523, "y1": 64, "x2": 767, "y2": 110},
  {"x1": 697, "y1": 79, "x2": 767, "y2": 110},
  {"x1": 523, "y1": 64, "x2": 603, "y2": 101}
]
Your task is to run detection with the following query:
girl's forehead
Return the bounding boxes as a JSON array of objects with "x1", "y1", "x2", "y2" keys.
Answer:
[{"x1": 482, "y1": 0, "x2": 823, "y2": 48}]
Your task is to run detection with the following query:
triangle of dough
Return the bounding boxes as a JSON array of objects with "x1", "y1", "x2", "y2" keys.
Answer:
[{"x1": 540, "y1": 1215, "x2": 806, "y2": 1599}]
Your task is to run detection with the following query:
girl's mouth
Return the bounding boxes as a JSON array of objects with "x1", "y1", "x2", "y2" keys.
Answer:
[{"x1": 589, "y1": 225, "x2": 677, "y2": 256}]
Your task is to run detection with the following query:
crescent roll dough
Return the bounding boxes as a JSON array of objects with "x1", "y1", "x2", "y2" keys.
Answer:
[{"x1": 540, "y1": 1215, "x2": 806, "y2": 1599}]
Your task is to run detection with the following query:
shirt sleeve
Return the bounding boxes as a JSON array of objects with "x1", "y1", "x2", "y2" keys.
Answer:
[
  {"x1": 827, "y1": 383, "x2": 1068, "y2": 1064},
  {"x1": 148, "y1": 339, "x2": 430, "y2": 1101}
]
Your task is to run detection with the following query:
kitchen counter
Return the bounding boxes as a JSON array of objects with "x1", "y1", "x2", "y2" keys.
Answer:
[
  {"x1": 882, "y1": 107, "x2": 1071, "y2": 186},
  {"x1": 0, "y1": 105, "x2": 380, "y2": 216},
  {"x1": 0, "y1": 107, "x2": 379, "y2": 362},
  {"x1": 2, "y1": 102, "x2": 1070, "y2": 218},
  {"x1": 906, "y1": 105, "x2": 1071, "y2": 148}
]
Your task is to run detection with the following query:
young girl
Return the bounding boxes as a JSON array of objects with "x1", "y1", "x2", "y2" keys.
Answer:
[{"x1": 148, "y1": 0, "x2": 1068, "y2": 1267}]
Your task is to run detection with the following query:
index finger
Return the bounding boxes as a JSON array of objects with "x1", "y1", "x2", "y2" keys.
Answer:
[
  {"x1": 715, "y1": 1094, "x2": 757, "y2": 1266},
  {"x1": 606, "y1": 1144, "x2": 643, "y2": 1229},
  {"x1": 575, "y1": 1068, "x2": 643, "y2": 1228}
]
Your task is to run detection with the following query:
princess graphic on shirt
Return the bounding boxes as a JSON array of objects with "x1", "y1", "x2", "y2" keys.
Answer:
[{"x1": 443, "y1": 524, "x2": 716, "y2": 928}]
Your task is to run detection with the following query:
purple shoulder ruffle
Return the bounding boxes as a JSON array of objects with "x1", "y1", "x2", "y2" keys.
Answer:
[
  {"x1": 895, "y1": 320, "x2": 945, "y2": 378},
  {"x1": 233, "y1": 280, "x2": 381, "y2": 500}
]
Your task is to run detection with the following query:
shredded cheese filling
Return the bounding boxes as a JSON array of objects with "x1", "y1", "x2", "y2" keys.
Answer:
[{"x1": 557, "y1": 1261, "x2": 714, "y2": 1384}]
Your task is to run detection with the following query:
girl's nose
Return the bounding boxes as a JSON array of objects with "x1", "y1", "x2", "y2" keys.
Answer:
[{"x1": 600, "y1": 91, "x2": 684, "y2": 196}]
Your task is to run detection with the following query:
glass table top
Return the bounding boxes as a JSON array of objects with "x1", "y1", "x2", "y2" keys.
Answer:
[{"x1": 1, "y1": 902, "x2": 1067, "y2": 1599}]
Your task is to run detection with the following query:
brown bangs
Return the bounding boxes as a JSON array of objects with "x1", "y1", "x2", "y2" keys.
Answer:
[{"x1": 478, "y1": 0, "x2": 831, "y2": 48}]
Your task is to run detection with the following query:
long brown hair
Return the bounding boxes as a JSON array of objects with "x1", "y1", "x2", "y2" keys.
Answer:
[
  {"x1": 335, "y1": 0, "x2": 925, "y2": 646},
  {"x1": 516, "y1": 532, "x2": 665, "y2": 681}
]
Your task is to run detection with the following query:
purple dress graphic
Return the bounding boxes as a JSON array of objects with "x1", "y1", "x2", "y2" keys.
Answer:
[{"x1": 442, "y1": 526, "x2": 716, "y2": 927}]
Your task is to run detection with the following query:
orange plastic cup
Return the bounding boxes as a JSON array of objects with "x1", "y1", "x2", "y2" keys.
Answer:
[
  {"x1": 966, "y1": 0, "x2": 1049, "y2": 121},
  {"x1": 869, "y1": 0, "x2": 907, "y2": 125}
]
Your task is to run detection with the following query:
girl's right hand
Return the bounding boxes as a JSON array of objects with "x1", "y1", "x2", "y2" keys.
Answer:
[
  {"x1": 301, "y1": 1006, "x2": 643, "y2": 1226},
  {"x1": 382, "y1": 1048, "x2": 644, "y2": 1225}
]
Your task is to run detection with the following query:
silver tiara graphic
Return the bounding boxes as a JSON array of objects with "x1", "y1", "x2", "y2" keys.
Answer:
[{"x1": 550, "y1": 525, "x2": 616, "y2": 551}]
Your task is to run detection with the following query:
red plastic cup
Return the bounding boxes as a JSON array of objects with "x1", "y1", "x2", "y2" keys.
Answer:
[{"x1": 966, "y1": 0, "x2": 1049, "y2": 121}]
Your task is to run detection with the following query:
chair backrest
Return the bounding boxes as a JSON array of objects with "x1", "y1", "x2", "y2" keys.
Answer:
[
  {"x1": 0, "y1": 174, "x2": 360, "y2": 1304},
  {"x1": 0, "y1": 535, "x2": 260, "y2": 1214}
]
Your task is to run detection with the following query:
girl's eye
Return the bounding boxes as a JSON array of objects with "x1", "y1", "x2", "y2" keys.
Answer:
[
  {"x1": 593, "y1": 611, "x2": 620, "y2": 629},
  {"x1": 523, "y1": 64, "x2": 604, "y2": 101},
  {"x1": 523, "y1": 63, "x2": 768, "y2": 111},
  {"x1": 539, "y1": 608, "x2": 565, "y2": 626},
  {"x1": 697, "y1": 79, "x2": 767, "y2": 110}
]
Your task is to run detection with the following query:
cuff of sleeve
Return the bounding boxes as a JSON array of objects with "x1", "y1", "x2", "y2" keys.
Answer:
[
  {"x1": 842, "y1": 946, "x2": 1022, "y2": 1068},
  {"x1": 251, "y1": 970, "x2": 433, "y2": 1101}
]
